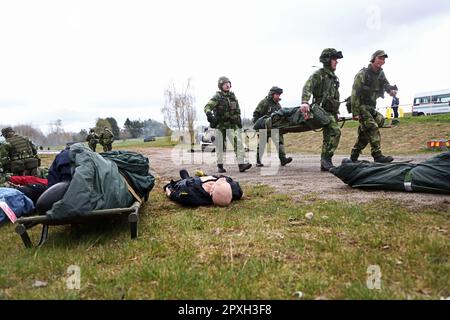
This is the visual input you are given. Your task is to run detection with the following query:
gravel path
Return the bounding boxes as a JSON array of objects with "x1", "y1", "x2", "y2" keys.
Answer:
[{"x1": 136, "y1": 147, "x2": 450, "y2": 211}]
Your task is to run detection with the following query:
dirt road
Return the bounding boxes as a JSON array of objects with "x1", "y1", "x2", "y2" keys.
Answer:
[{"x1": 135, "y1": 147, "x2": 450, "y2": 210}]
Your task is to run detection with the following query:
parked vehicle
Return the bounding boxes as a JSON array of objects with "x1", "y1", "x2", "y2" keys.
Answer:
[
  {"x1": 143, "y1": 136, "x2": 156, "y2": 142},
  {"x1": 412, "y1": 89, "x2": 450, "y2": 116},
  {"x1": 199, "y1": 127, "x2": 215, "y2": 152}
]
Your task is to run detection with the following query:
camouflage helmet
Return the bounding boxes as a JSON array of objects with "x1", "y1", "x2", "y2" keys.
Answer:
[
  {"x1": 268, "y1": 86, "x2": 283, "y2": 96},
  {"x1": 218, "y1": 76, "x2": 231, "y2": 90},
  {"x1": 1, "y1": 127, "x2": 14, "y2": 137},
  {"x1": 319, "y1": 48, "x2": 343, "y2": 65},
  {"x1": 370, "y1": 50, "x2": 388, "y2": 63}
]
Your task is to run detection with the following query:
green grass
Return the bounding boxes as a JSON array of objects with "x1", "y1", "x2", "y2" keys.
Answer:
[
  {"x1": 47, "y1": 136, "x2": 177, "y2": 152},
  {"x1": 112, "y1": 136, "x2": 178, "y2": 149},
  {"x1": 3, "y1": 117, "x2": 449, "y2": 299},
  {"x1": 283, "y1": 114, "x2": 450, "y2": 155},
  {"x1": 0, "y1": 183, "x2": 448, "y2": 299}
]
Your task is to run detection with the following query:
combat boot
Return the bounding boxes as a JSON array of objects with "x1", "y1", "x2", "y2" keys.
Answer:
[
  {"x1": 320, "y1": 158, "x2": 335, "y2": 171},
  {"x1": 256, "y1": 162, "x2": 264, "y2": 167},
  {"x1": 373, "y1": 154, "x2": 394, "y2": 163},
  {"x1": 280, "y1": 157, "x2": 293, "y2": 166},
  {"x1": 217, "y1": 164, "x2": 226, "y2": 173},
  {"x1": 350, "y1": 152, "x2": 359, "y2": 162},
  {"x1": 179, "y1": 169, "x2": 190, "y2": 179},
  {"x1": 238, "y1": 163, "x2": 252, "y2": 172}
]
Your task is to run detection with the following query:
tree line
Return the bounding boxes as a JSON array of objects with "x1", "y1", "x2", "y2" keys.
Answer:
[{"x1": 1, "y1": 117, "x2": 171, "y2": 147}]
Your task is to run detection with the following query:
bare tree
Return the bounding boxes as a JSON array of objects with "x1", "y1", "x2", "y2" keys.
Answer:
[
  {"x1": 162, "y1": 78, "x2": 196, "y2": 148},
  {"x1": 12, "y1": 124, "x2": 46, "y2": 146},
  {"x1": 46, "y1": 119, "x2": 71, "y2": 146}
]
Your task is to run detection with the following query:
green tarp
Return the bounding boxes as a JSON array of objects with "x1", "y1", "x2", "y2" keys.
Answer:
[
  {"x1": 331, "y1": 152, "x2": 450, "y2": 194},
  {"x1": 47, "y1": 144, "x2": 154, "y2": 220}
]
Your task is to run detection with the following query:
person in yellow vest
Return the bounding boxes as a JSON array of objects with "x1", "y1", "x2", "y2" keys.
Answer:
[{"x1": 1, "y1": 127, "x2": 40, "y2": 176}]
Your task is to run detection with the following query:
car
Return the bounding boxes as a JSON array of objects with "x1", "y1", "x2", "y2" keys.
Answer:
[{"x1": 143, "y1": 136, "x2": 156, "y2": 142}]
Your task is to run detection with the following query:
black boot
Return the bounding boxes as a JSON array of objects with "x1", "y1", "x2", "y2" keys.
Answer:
[
  {"x1": 373, "y1": 154, "x2": 394, "y2": 163},
  {"x1": 238, "y1": 163, "x2": 252, "y2": 172},
  {"x1": 320, "y1": 158, "x2": 335, "y2": 171},
  {"x1": 350, "y1": 152, "x2": 359, "y2": 162},
  {"x1": 217, "y1": 164, "x2": 226, "y2": 173},
  {"x1": 256, "y1": 153, "x2": 264, "y2": 167},
  {"x1": 179, "y1": 169, "x2": 190, "y2": 179},
  {"x1": 280, "y1": 157, "x2": 293, "y2": 166}
]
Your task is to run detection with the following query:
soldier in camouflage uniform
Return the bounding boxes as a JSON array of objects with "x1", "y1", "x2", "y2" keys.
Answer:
[
  {"x1": 86, "y1": 128, "x2": 99, "y2": 152},
  {"x1": 349, "y1": 50, "x2": 397, "y2": 163},
  {"x1": 301, "y1": 48, "x2": 343, "y2": 171},
  {"x1": 204, "y1": 76, "x2": 252, "y2": 173},
  {"x1": 253, "y1": 86, "x2": 292, "y2": 167},
  {"x1": 99, "y1": 127, "x2": 114, "y2": 152},
  {"x1": 1, "y1": 127, "x2": 40, "y2": 176},
  {"x1": 0, "y1": 143, "x2": 11, "y2": 185},
  {"x1": 0, "y1": 141, "x2": 11, "y2": 174}
]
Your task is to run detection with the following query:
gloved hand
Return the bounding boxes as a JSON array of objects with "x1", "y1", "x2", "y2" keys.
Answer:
[{"x1": 206, "y1": 111, "x2": 215, "y2": 124}]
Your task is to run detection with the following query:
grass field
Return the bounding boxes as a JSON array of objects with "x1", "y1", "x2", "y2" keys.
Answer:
[
  {"x1": 283, "y1": 114, "x2": 450, "y2": 156},
  {"x1": 112, "y1": 136, "x2": 178, "y2": 149},
  {"x1": 0, "y1": 184, "x2": 448, "y2": 299},
  {"x1": 0, "y1": 114, "x2": 449, "y2": 300}
]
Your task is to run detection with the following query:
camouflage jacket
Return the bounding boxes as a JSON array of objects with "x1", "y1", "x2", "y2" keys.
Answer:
[
  {"x1": 86, "y1": 132, "x2": 99, "y2": 144},
  {"x1": 351, "y1": 64, "x2": 393, "y2": 115},
  {"x1": 302, "y1": 67, "x2": 340, "y2": 114},
  {"x1": 253, "y1": 95, "x2": 282, "y2": 123},
  {"x1": 99, "y1": 129, "x2": 114, "y2": 144},
  {"x1": 204, "y1": 91, "x2": 242, "y2": 129},
  {"x1": 0, "y1": 172, "x2": 11, "y2": 187},
  {"x1": 0, "y1": 142, "x2": 11, "y2": 169}
]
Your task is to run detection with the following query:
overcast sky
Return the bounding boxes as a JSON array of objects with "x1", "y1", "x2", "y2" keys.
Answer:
[{"x1": 0, "y1": 0, "x2": 449, "y2": 133}]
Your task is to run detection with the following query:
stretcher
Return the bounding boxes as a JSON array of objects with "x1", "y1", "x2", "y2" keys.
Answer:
[
  {"x1": 277, "y1": 116, "x2": 352, "y2": 134},
  {"x1": 14, "y1": 201, "x2": 141, "y2": 248}
]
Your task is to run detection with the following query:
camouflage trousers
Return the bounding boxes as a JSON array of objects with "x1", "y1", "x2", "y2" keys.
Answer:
[
  {"x1": 351, "y1": 106, "x2": 385, "y2": 157},
  {"x1": 102, "y1": 143, "x2": 113, "y2": 152},
  {"x1": 88, "y1": 142, "x2": 97, "y2": 152},
  {"x1": 215, "y1": 129, "x2": 245, "y2": 165},
  {"x1": 256, "y1": 130, "x2": 286, "y2": 163},
  {"x1": 321, "y1": 113, "x2": 341, "y2": 159}
]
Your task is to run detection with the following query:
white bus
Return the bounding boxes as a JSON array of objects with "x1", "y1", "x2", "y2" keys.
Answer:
[{"x1": 412, "y1": 89, "x2": 450, "y2": 116}]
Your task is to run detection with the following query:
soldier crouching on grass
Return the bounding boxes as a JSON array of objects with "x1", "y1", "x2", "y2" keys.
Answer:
[
  {"x1": 204, "y1": 76, "x2": 252, "y2": 173},
  {"x1": 0, "y1": 127, "x2": 40, "y2": 176}
]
